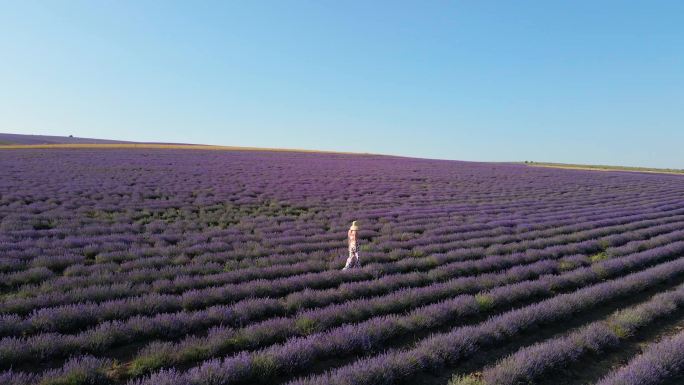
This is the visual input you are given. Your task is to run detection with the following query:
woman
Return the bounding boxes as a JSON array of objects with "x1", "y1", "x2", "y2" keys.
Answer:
[{"x1": 343, "y1": 221, "x2": 361, "y2": 270}]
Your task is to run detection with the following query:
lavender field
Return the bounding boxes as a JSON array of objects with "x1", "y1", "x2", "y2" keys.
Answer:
[{"x1": 2, "y1": 148, "x2": 684, "y2": 385}]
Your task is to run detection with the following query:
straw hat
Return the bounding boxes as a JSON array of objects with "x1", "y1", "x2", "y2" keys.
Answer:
[{"x1": 349, "y1": 221, "x2": 359, "y2": 231}]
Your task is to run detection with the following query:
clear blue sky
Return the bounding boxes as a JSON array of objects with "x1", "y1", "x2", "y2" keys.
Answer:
[{"x1": 1, "y1": 1, "x2": 682, "y2": 168}]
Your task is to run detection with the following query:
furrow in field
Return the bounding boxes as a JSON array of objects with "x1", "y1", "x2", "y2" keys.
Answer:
[
  {"x1": 8, "y1": 192, "x2": 678, "y2": 300},
  {"x1": 120, "y1": 245, "x2": 684, "y2": 385},
  {"x1": 8, "y1": 188, "x2": 680, "y2": 295},
  {"x1": 4, "y1": 205, "x2": 683, "y2": 324},
  {"x1": 595, "y1": 326, "x2": 684, "y2": 385},
  {"x1": 5, "y1": 214, "x2": 683, "y2": 351},
  {"x1": 449, "y1": 281, "x2": 684, "y2": 385},
  {"x1": 277, "y1": 255, "x2": 684, "y2": 385}
]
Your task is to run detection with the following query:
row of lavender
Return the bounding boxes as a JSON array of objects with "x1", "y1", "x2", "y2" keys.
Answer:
[
  {"x1": 3, "y1": 222, "x2": 684, "y2": 370},
  {"x1": 2, "y1": 216, "x2": 682, "y2": 370},
  {"x1": 5, "y1": 187, "x2": 679, "y2": 294},
  {"x1": 5, "y1": 210, "x2": 683, "y2": 335},
  {"x1": 1, "y1": 149, "x2": 683, "y2": 385},
  {"x1": 4, "y1": 198, "x2": 682, "y2": 318}
]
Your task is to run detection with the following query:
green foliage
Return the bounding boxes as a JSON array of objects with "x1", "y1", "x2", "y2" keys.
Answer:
[
  {"x1": 295, "y1": 317, "x2": 318, "y2": 335},
  {"x1": 424, "y1": 255, "x2": 440, "y2": 269},
  {"x1": 178, "y1": 344, "x2": 212, "y2": 362},
  {"x1": 448, "y1": 374, "x2": 484, "y2": 385},
  {"x1": 172, "y1": 256, "x2": 190, "y2": 265},
  {"x1": 39, "y1": 369, "x2": 111, "y2": 385},
  {"x1": 591, "y1": 263, "x2": 609, "y2": 279},
  {"x1": 590, "y1": 252, "x2": 609, "y2": 263},
  {"x1": 475, "y1": 294, "x2": 494, "y2": 310},
  {"x1": 222, "y1": 334, "x2": 250, "y2": 351},
  {"x1": 407, "y1": 313, "x2": 430, "y2": 328},
  {"x1": 40, "y1": 374, "x2": 85, "y2": 385},
  {"x1": 607, "y1": 322, "x2": 630, "y2": 339},
  {"x1": 252, "y1": 354, "x2": 278, "y2": 380},
  {"x1": 558, "y1": 260, "x2": 576, "y2": 271},
  {"x1": 608, "y1": 309, "x2": 649, "y2": 338},
  {"x1": 128, "y1": 353, "x2": 173, "y2": 377},
  {"x1": 223, "y1": 260, "x2": 239, "y2": 271}
]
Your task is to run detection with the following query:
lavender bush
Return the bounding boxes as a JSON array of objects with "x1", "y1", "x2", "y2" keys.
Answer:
[
  {"x1": 454, "y1": 282, "x2": 684, "y2": 385},
  {"x1": 597, "y1": 328, "x2": 684, "y2": 385}
]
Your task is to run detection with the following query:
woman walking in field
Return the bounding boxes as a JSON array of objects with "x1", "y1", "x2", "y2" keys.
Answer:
[{"x1": 343, "y1": 221, "x2": 361, "y2": 270}]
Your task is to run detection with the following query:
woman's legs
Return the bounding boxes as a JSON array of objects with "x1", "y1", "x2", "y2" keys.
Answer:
[
  {"x1": 343, "y1": 246, "x2": 360, "y2": 269},
  {"x1": 343, "y1": 250, "x2": 354, "y2": 270}
]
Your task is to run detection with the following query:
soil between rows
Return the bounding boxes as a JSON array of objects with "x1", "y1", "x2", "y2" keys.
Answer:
[
  {"x1": 539, "y1": 306, "x2": 684, "y2": 385},
  {"x1": 403, "y1": 269, "x2": 684, "y2": 385},
  {"x1": 19, "y1": 257, "x2": 684, "y2": 385}
]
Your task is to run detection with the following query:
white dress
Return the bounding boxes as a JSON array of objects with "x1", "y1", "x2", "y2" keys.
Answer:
[{"x1": 343, "y1": 229, "x2": 360, "y2": 269}]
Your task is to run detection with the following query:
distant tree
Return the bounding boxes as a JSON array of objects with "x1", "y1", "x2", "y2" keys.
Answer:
[{"x1": 69, "y1": 135, "x2": 74, "y2": 138}]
